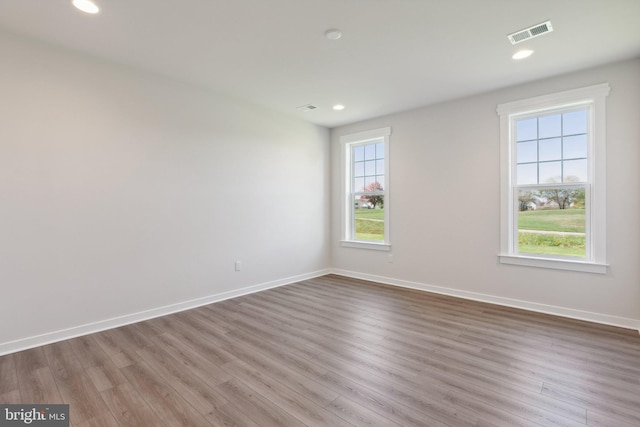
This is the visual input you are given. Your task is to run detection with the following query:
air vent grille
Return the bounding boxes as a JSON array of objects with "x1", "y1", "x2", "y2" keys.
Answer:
[
  {"x1": 508, "y1": 20, "x2": 553, "y2": 44},
  {"x1": 296, "y1": 104, "x2": 317, "y2": 112}
]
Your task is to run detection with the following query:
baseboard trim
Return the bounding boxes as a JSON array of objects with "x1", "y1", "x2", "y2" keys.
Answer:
[
  {"x1": 3, "y1": 267, "x2": 637, "y2": 356},
  {"x1": 331, "y1": 269, "x2": 640, "y2": 331},
  {"x1": 0, "y1": 269, "x2": 331, "y2": 356}
]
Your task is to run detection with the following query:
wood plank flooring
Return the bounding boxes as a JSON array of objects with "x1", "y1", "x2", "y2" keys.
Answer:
[{"x1": 2, "y1": 274, "x2": 640, "y2": 426}]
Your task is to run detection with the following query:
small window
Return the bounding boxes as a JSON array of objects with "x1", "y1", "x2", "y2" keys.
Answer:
[
  {"x1": 340, "y1": 127, "x2": 391, "y2": 251},
  {"x1": 497, "y1": 84, "x2": 609, "y2": 273}
]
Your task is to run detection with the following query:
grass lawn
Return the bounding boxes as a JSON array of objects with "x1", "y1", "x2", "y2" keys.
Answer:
[
  {"x1": 518, "y1": 208, "x2": 585, "y2": 232},
  {"x1": 355, "y1": 208, "x2": 384, "y2": 220},
  {"x1": 518, "y1": 208, "x2": 586, "y2": 257},
  {"x1": 353, "y1": 207, "x2": 586, "y2": 253},
  {"x1": 518, "y1": 232, "x2": 585, "y2": 257},
  {"x1": 355, "y1": 208, "x2": 384, "y2": 241}
]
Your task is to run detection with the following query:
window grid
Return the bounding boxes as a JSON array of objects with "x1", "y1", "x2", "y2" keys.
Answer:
[
  {"x1": 512, "y1": 107, "x2": 590, "y2": 259},
  {"x1": 352, "y1": 142, "x2": 385, "y2": 195},
  {"x1": 515, "y1": 108, "x2": 588, "y2": 186},
  {"x1": 498, "y1": 83, "x2": 609, "y2": 272},
  {"x1": 341, "y1": 127, "x2": 391, "y2": 249}
]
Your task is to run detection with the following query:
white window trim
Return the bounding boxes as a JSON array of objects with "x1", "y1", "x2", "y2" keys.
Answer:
[
  {"x1": 497, "y1": 83, "x2": 610, "y2": 273},
  {"x1": 340, "y1": 127, "x2": 391, "y2": 251}
]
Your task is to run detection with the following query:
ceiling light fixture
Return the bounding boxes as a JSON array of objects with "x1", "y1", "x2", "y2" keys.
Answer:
[
  {"x1": 512, "y1": 49, "x2": 534, "y2": 60},
  {"x1": 333, "y1": 104, "x2": 345, "y2": 111},
  {"x1": 325, "y1": 29, "x2": 342, "y2": 40},
  {"x1": 72, "y1": 0, "x2": 100, "y2": 14}
]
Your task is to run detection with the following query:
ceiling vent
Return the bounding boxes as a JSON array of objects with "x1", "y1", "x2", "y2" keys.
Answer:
[
  {"x1": 508, "y1": 20, "x2": 553, "y2": 45},
  {"x1": 296, "y1": 104, "x2": 317, "y2": 112}
]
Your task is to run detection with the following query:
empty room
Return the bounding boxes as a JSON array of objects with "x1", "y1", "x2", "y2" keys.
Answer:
[{"x1": 1, "y1": 1, "x2": 639, "y2": 426}]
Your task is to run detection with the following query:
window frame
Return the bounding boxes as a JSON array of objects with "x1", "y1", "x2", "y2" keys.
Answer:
[
  {"x1": 340, "y1": 127, "x2": 391, "y2": 251},
  {"x1": 497, "y1": 84, "x2": 610, "y2": 273}
]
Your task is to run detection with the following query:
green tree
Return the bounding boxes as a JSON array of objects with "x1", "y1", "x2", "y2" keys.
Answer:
[{"x1": 572, "y1": 187, "x2": 586, "y2": 208}]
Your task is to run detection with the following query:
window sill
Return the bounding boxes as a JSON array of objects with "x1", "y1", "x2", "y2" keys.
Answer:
[
  {"x1": 341, "y1": 240, "x2": 391, "y2": 251},
  {"x1": 498, "y1": 254, "x2": 608, "y2": 274}
]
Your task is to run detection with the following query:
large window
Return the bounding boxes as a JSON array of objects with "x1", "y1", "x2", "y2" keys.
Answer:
[
  {"x1": 498, "y1": 84, "x2": 609, "y2": 273},
  {"x1": 515, "y1": 108, "x2": 589, "y2": 257},
  {"x1": 340, "y1": 127, "x2": 391, "y2": 251}
]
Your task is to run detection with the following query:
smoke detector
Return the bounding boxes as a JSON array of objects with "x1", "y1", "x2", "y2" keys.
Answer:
[{"x1": 508, "y1": 20, "x2": 553, "y2": 45}]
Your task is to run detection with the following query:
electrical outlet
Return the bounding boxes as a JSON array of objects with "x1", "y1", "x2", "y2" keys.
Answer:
[
  {"x1": 235, "y1": 261, "x2": 242, "y2": 271},
  {"x1": 388, "y1": 253, "x2": 393, "y2": 263}
]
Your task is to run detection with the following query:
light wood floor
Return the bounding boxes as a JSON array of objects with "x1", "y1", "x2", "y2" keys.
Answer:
[{"x1": 1, "y1": 275, "x2": 639, "y2": 426}]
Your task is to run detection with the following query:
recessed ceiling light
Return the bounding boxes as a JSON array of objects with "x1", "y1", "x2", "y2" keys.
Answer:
[
  {"x1": 72, "y1": 0, "x2": 100, "y2": 14},
  {"x1": 325, "y1": 29, "x2": 342, "y2": 40},
  {"x1": 512, "y1": 49, "x2": 534, "y2": 60},
  {"x1": 333, "y1": 104, "x2": 345, "y2": 111}
]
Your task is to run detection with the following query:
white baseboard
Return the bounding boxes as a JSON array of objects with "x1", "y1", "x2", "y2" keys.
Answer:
[
  {"x1": 0, "y1": 269, "x2": 331, "y2": 356},
  {"x1": 3, "y1": 267, "x2": 637, "y2": 356},
  {"x1": 331, "y1": 269, "x2": 640, "y2": 331}
]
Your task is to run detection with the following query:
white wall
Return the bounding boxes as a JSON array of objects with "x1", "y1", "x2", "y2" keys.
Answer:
[
  {"x1": 0, "y1": 33, "x2": 330, "y2": 353},
  {"x1": 1, "y1": 32, "x2": 637, "y2": 356},
  {"x1": 331, "y1": 59, "x2": 640, "y2": 328}
]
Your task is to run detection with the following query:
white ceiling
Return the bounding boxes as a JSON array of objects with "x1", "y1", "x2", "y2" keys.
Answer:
[{"x1": 1, "y1": 0, "x2": 639, "y2": 128}]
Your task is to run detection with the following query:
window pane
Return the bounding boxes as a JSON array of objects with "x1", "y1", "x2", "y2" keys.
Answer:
[
  {"x1": 376, "y1": 159, "x2": 385, "y2": 175},
  {"x1": 516, "y1": 141, "x2": 537, "y2": 163},
  {"x1": 563, "y1": 110, "x2": 587, "y2": 135},
  {"x1": 362, "y1": 180, "x2": 383, "y2": 192},
  {"x1": 353, "y1": 146, "x2": 364, "y2": 162},
  {"x1": 364, "y1": 144, "x2": 376, "y2": 160},
  {"x1": 364, "y1": 175, "x2": 376, "y2": 189},
  {"x1": 517, "y1": 163, "x2": 537, "y2": 185},
  {"x1": 376, "y1": 175, "x2": 385, "y2": 190},
  {"x1": 376, "y1": 142, "x2": 384, "y2": 159},
  {"x1": 517, "y1": 187, "x2": 586, "y2": 257},
  {"x1": 354, "y1": 195, "x2": 384, "y2": 241},
  {"x1": 364, "y1": 160, "x2": 376, "y2": 176},
  {"x1": 563, "y1": 159, "x2": 587, "y2": 182},
  {"x1": 539, "y1": 161, "x2": 561, "y2": 183},
  {"x1": 563, "y1": 135, "x2": 587, "y2": 159},
  {"x1": 539, "y1": 114, "x2": 561, "y2": 138},
  {"x1": 354, "y1": 177, "x2": 364, "y2": 192},
  {"x1": 516, "y1": 118, "x2": 537, "y2": 141},
  {"x1": 539, "y1": 138, "x2": 561, "y2": 162},
  {"x1": 354, "y1": 161, "x2": 364, "y2": 177}
]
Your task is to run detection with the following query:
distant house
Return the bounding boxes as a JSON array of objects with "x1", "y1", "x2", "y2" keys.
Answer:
[{"x1": 355, "y1": 198, "x2": 373, "y2": 209}]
